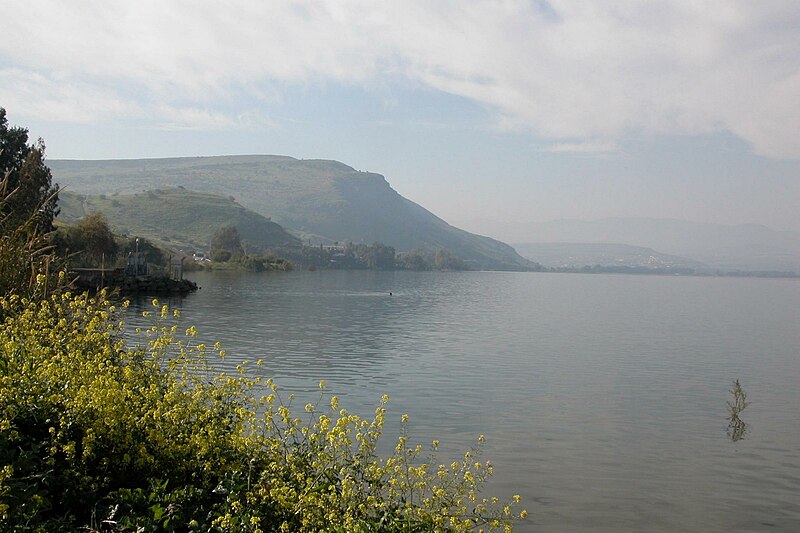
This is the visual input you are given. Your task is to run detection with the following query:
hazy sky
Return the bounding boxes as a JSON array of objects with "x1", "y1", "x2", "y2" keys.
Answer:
[{"x1": 2, "y1": 1, "x2": 799, "y2": 233}]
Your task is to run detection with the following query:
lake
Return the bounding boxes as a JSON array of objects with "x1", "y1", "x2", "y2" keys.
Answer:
[{"x1": 126, "y1": 270, "x2": 800, "y2": 532}]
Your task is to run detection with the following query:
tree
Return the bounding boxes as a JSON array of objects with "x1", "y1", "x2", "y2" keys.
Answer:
[
  {"x1": 0, "y1": 108, "x2": 59, "y2": 233},
  {"x1": 397, "y1": 249, "x2": 431, "y2": 271},
  {"x1": 366, "y1": 241, "x2": 396, "y2": 270},
  {"x1": 0, "y1": 110, "x2": 64, "y2": 299},
  {"x1": 78, "y1": 212, "x2": 117, "y2": 263},
  {"x1": 209, "y1": 225, "x2": 244, "y2": 262},
  {"x1": 434, "y1": 248, "x2": 465, "y2": 270},
  {"x1": 53, "y1": 212, "x2": 119, "y2": 268}
]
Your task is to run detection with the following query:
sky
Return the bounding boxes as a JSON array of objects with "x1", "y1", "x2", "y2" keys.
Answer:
[{"x1": 2, "y1": 0, "x2": 799, "y2": 236}]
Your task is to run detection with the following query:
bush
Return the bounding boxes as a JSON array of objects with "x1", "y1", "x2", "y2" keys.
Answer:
[{"x1": 0, "y1": 287, "x2": 525, "y2": 531}]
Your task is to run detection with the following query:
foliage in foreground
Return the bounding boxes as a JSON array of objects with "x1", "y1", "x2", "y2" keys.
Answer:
[{"x1": 0, "y1": 288, "x2": 525, "y2": 531}]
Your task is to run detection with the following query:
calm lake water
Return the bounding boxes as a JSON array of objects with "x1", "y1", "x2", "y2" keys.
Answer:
[{"x1": 127, "y1": 270, "x2": 800, "y2": 532}]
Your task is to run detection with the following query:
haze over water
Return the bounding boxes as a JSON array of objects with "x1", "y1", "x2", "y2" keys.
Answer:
[{"x1": 126, "y1": 270, "x2": 800, "y2": 532}]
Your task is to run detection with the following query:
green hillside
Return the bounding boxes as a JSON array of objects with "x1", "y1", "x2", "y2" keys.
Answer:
[
  {"x1": 50, "y1": 156, "x2": 533, "y2": 270},
  {"x1": 58, "y1": 187, "x2": 300, "y2": 252}
]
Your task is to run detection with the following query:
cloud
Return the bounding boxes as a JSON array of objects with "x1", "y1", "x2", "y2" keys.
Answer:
[
  {"x1": 154, "y1": 106, "x2": 272, "y2": 131},
  {"x1": 0, "y1": 68, "x2": 269, "y2": 132},
  {"x1": 2, "y1": 1, "x2": 799, "y2": 158},
  {"x1": 542, "y1": 139, "x2": 618, "y2": 154},
  {"x1": 0, "y1": 68, "x2": 138, "y2": 122}
]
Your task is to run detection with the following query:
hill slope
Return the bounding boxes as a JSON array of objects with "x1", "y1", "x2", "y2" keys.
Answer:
[
  {"x1": 50, "y1": 156, "x2": 533, "y2": 270},
  {"x1": 58, "y1": 188, "x2": 300, "y2": 252}
]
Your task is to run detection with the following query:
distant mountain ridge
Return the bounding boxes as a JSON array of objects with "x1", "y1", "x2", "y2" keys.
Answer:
[{"x1": 49, "y1": 155, "x2": 533, "y2": 270}]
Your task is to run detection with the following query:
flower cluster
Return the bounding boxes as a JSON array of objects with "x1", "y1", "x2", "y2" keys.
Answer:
[{"x1": 0, "y1": 289, "x2": 526, "y2": 531}]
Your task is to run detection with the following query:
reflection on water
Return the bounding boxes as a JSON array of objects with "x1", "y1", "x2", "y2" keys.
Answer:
[
  {"x1": 124, "y1": 271, "x2": 800, "y2": 532},
  {"x1": 727, "y1": 379, "x2": 749, "y2": 443}
]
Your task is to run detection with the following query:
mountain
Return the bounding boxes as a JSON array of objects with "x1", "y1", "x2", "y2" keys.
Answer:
[
  {"x1": 512, "y1": 242, "x2": 707, "y2": 270},
  {"x1": 459, "y1": 217, "x2": 800, "y2": 272},
  {"x1": 57, "y1": 188, "x2": 300, "y2": 252},
  {"x1": 49, "y1": 156, "x2": 533, "y2": 270}
]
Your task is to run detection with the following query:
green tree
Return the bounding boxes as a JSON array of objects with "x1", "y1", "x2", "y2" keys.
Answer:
[
  {"x1": 209, "y1": 225, "x2": 244, "y2": 262},
  {"x1": 53, "y1": 213, "x2": 120, "y2": 268},
  {"x1": 0, "y1": 109, "x2": 64, "y2": 299},
  {"x1": 0, "y1": 108, "x2": 59, "y2": 233},
  {"x1": 77, "y1": 212, "x2": 117, "y2": 265}
]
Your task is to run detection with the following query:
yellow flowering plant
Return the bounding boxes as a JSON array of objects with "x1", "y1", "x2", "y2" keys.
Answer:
[{"x1": 1, "y1": 288, "x2": 525, "y2": 531}]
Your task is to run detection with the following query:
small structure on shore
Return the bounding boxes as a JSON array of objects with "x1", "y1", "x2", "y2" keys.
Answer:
[{"x1": 126, "y1": 250, "x2": 148, "y2": 276}]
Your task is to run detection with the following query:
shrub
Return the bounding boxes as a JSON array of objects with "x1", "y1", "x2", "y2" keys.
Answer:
[{"x1": 0, "y1": 288, "x2": 525, "y2": 531}]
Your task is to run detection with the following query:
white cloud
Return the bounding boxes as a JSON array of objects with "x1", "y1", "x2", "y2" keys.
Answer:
[
  {"x1": 0, "y1": 68, "x2": 268, "y2": 132},
  {"x1": 542, "y1": 139, "x2": 618, "y2": 154},
  {"x1": 0, "y1": 68, "x2": 138, "y2": 122},
  {"x1": 2, "y1": 0, "x2": 799, "y2": 158},
  {"x1": 154, "y1": 106, "x2": 272, "y2": 131}
]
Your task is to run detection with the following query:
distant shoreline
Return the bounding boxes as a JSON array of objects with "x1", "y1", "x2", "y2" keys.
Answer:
[{"x1": 540, "y1": 265, "x2": 799, "y2": 279}]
